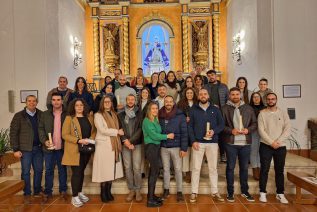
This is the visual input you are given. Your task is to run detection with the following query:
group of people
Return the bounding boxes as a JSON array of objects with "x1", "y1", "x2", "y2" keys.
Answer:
[{"x1": 9, "y1": 66, "x2": 291, "y2": 208}]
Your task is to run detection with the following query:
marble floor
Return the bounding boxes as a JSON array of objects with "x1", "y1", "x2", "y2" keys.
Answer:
[{"x1": 0, "y1": 194, "x2": 316, "y2": 212}]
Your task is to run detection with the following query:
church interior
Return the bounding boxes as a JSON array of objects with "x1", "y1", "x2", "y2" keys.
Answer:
[{"x1": 0, "y1": 0, "x2": 317, "y2": 211}]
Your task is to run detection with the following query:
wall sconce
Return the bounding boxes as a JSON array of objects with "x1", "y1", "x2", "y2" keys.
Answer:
[
  {"x1": 73, "y1": 36, "x2": 82, "y2": 69},
  {"x1": 232, "y1": 30, "x2": 245, "y2": 65}
]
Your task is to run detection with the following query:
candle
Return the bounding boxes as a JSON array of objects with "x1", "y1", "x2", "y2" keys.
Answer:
[
  {"x1": 206, "y1": 122, "x2": 210, "y2": 132},
  {"x1": 48, "y1": 133, "x2": 53, "y2": 146},
  {"x1": 117, "y1": 95, "x2": 120, "y2": 105},
  {"x1": 239, "y1": 115, "x2": 243, "y2": 131}
]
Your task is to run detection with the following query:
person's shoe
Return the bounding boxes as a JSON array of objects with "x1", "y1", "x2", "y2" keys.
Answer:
[
  {"x1": 176, "y1": 192, "x2": 184, "y2": 202},
  {"x1": 252, "y1": 168, "x2": 260, "y2": 181},
  {"x1": 276, "y1": 194, "x2": 288, "y2": 204},
  {"x1": 153, "y1": 195, "x2": 163, "y2": 203},
  {"x1": 107, "y1": 183, "x2": 114, "y2": 201},
  {"x1": 241, "y1": 192, "x2": 255, "y2": 202},
  {"x1": 33, "y1": 191, "x2": 44, "y2": 198},
  {"x1": 226, "y1": 194, "x2": 235, "y2": 202},
  {"x1": 71, "y1": 196, "x2": 83, "y2": 207},
  {"x1": 42, "y1": 193, "x2": 52, "y2": 204},
  {"x1": 135, "y1": 190, "x2": 143, "y2": 202},
  {"x1": 211, "y1": 193, "x2": 224, "y2": 202},
  {"x1": 185, "y1": 172, "x2": 191, "y2": 184},
  {"x1": 220, "y1": 154, "x2": 227, "y2": 163},
  {"x1": 259, "y1": 192, "x2": 267, "y2": 203},
  {"x1": 126, "y1": 190, "x2": 136, "y2": 202},
  {"x1": 78, "y1": 192, "x2": 89, "y2": 203},
  {"x1": 24, "y1": 195, "x2": 31, "y2": 205},
  {"x1": 189, "y1": 193, "x2": 197, "y2": 203},
  {"x1": 147, "y1": 199, "x2": 163, "y2": 207},
  {"x1": 60, "y1": 192, "x2": 67, "y2": 201},
  {"x1": 162, "y1": 189, "x2": 170, "y2": 200}
]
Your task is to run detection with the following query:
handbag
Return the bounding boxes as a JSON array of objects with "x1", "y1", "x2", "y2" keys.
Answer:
[{"x1": 72, "y1": 118, "x2": 95, "y2": 154}]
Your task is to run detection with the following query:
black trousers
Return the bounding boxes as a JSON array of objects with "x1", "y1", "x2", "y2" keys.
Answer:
[
  {"x1": 145, "y1": 143, "x2": 160, "y2": 200},
  {"x1": 259, "y1": 143, "x2": 286, "y2": 194},
  {"x1": 71, "y1": 153, "x2": 91, "y2": 197}
]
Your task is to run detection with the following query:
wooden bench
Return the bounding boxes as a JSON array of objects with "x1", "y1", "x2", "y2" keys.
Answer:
[
  {"x1": 287, "y1": 171, "x2": 317, "y2": 204},
  {"x1": 0, "y1": 180, "x2": 24, "y2": 211}
]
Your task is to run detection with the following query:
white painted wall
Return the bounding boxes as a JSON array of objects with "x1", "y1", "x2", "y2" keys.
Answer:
[{"x1": 0, "y1": 0, "x2": 85, "y2": 129}]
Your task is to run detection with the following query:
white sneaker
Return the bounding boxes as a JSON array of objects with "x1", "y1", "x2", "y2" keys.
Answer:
[
  {"x1": 259, "y1": 192, "x2": 267, "y2": 203},
  {"x1": 78, "y1": 192, "x2": 89, "y2": 203},
  {"x1": 71, "y1": 196, "x2": 83, "y2": 207},
  {"x1": 276, "y1": 194, "x2": 288, "y2": 204}
]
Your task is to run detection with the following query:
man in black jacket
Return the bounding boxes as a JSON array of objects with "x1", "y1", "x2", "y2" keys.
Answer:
[
  {"x1": 221, "y1": 87, "x2": 257, "y2": 202},
  {"x1": 10, "y1": 95, "x2": 43, "y2": 204},
  {"x1": 39, "y1": 92, "x2": 68, "y2": 202},
  {"x1": 118, "y1": 94, "x2": 143, "y2": 202}
]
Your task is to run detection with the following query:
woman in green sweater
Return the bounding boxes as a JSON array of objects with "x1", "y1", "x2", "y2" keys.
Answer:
[{"x1": 142, "y1": 102, "x2": 174, "y2": 208}]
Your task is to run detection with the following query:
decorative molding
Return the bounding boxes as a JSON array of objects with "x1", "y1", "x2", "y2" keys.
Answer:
[
  {"x1": 212, "y1": 13, "x2": 220, "y2": 70},
  {"x1": 182, "y1": 15, "x2": 189, "y2": 73},
  {"x1": 122, "y1": 17, "x2": 130, "y2": 75},
  {"x1": 100, "y1": 9, "x2": 121, "y2": 17},
  {"x1": 189, "y1": 7, "x2": 210, "y2": 14},
  {"x1": 93, "y1": 18, "x2": 101, "y2": 76}
]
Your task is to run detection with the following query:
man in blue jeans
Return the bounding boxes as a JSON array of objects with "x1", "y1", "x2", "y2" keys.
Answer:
[
  {"x1": 39, "y1": 92, "x2": 68, "y2": 203},
  {"x1": 10, "y1": 95, "x2": 43, "y2": 204},
  {"x1": 221, "y1": 87, "x2": 257, "y2": 202}
]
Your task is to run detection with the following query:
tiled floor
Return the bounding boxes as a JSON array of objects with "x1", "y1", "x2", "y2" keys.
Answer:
[{"x1": 0, "y1": 194, "x2": 316, "y2": 212}]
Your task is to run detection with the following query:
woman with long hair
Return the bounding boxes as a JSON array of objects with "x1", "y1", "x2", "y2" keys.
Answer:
[
  {"x1": 68, "y1": 77, "x2": 94, "y2": 111},
  {"x1": 164, "y1": 71, "x2": 181, "y2": 102},
  {"x1": 142, "y1": 102, "x2": 174, "y2": 207},
  {"x1": 138, "y1": 87, "x2": 152, "y2": 115},
  {"x1": 94, "y1": 83, "x2": 118, "y2": 112},
  {"x1": 158, "y1": 71, "x2": 166, "y2": 85},
  {"x1": 133, "y1": 75, "x2": 145, "y2": 102},
  {"x1": 194, "y1": 75, "x2": 204, "y2": 93},
  {"x1": 236, "y1": 77, "x2": 251, "y2": 104},
  {"x1": 92, "y1": 95, "x2": 125, "y2": 202},
  {"x1": 147, "y1": 72, "x2": 159, "y2": 99},
  {"x1": 249, "y1": 92, "x2": 265, "y2": 180},
  {"x1": 62, "y1": 98, "x2": 96, "y2": 207},
  {"x1": 177, "y1": 87, "x2": 198, "y2": 183}
]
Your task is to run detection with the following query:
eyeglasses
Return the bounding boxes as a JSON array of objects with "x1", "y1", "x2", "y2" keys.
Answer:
[{"x1": 267, "y1": 98, "x2": 276, "y2": 101}]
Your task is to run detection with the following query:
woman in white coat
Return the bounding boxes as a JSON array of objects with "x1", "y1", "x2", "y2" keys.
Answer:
[{"x1": 92, "y1": 95, "x2": 125, "y2": 202}]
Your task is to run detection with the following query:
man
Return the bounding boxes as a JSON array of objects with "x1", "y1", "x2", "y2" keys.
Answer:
[
  {"x1": 206, "y1": 69, "x2": 229, "y2": 163},
  {"x1": 175, "y1": 70, "x2": 185, "y2": 87},
  {"x1": 221, "y1": 87, "x2": 257, "y2": 202},
  {"x1": 130, "y1": 67, "x2": 149, "y2": 87},
  {"x1": 258, "y1": 93, "x2": 291, "y2": 204},
  {"x1": 118, "y1": 94, "x2": 143, "y2": 202},
  {"x1": 10, "y1": 95, "x2": 43, "y2": 204},
  {"x1": 155, "y1": 84, "x2": 167, "y2": 109},
  {"x1": 39, "y1": 92, "x2": 68, "y2": 203},
  {"x1": 195, "y1": 65, "x2": 208, "y2": 84},
  {"x1": 114, "y1": 75, "x2": 136, "y2": 112},
  {"x1": 159, "y1": 95, "x2": 188, "y2": 202},
  {"x1": 257, "y1": 78, "x2": 273, "y2": 106},
  {"x1": 46, "y1": 76, "x2": 73, "y2": 108},
  {"x1": 111, "y1": 68, "x2": 130, "y2": 90},
  {"x1": 188, "y1": 89, "x2": 225, "y2": 203}
]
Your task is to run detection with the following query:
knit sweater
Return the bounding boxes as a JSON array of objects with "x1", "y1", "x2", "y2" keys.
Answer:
[
  {"x1": 258, "y1": 107, "x2": 291, "y2": 146},
  {"x1": 142, "y1": 117, "x2": 167, "y2": 145}
]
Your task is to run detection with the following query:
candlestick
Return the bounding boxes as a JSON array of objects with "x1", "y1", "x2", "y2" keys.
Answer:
[
  {"x1": 203, "y1": 122, "x2": 212, "y2": 140},
  {"x1": 47, "y1": 133, "x2": 55, "y2": 150},
  {"x1": 239, "y1": 115, "x2": 243, "y2": 131},
  {"x1": 117, "y1": 95, "x2": 120, "y2": 105}
]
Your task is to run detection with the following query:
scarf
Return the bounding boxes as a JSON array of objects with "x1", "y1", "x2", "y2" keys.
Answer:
[
  {"x1": 227, "y1": 100, "x2": 246, "y2": 144},
  {"x1": 159, "y1": 105, "x2": 177, "y2": 120},
  {"x1": 102, "y1": 110, "x2": 122, "y2": 162},
  {"x1": 124, "y1": 106, "x2": 138, "y2": 124}
]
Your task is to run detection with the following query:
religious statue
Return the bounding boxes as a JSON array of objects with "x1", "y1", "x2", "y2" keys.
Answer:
[
  {"x1": 192, "y1": 20, "x2": 209, "y2": 52},
  {"x1": 105, "y1": 25, "x2": 119, "y2": 55}
]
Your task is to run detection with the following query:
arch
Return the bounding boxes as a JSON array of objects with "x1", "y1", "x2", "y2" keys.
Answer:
[{"x1": 137, "y1": 19, "x2": 175, "y2": 39}]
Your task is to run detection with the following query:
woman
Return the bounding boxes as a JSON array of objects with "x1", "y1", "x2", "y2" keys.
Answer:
[
  {"x1": 147, "y1": 73, "x2": 159, "y2": 99},
  {"x1": 180, "y1": 76, "x2": 195, "y2": 99},
  {"x1": 194, "y1": 75, "x2": 204, "y2": 93},
  {"x1": 236, "y1": 77, "x2": 251, "y2": 104},
  {"x1": 68, "y1": 77, "x2": 94, "y2": 111},
  {"x1": 177, "y1": 87, "x2": 198, "y2": 183},
  {"x1": 249, "y1": 92, "x2": 265, "y2": 180},
  {"x1": 62, "y1": 98, "x2": 96, "y2": 207},
  {"x1": 133, "y1": 75, "x2": 145, "y2": 102},
  {"x1": 138, "y1": 87, "x2": 152, "y2": 115},
  {"x1": 142, "y1": 102, "x2": 174, "y2": 207},
  {"x1": 94, "y1": 83, "x2": 118, "y2": 112},
  {"x1": 164, "y1": 71, "x2": 181, "y2": 102},
  {"x1": 92, "y1": 95, "x2": 125, "y2": 202},
  {"x1": 158, "y1": 71, "x2": 166, "y2": 85},
  {"x1": 105, "y1": 76, "x2": 112, "y2": 85}
]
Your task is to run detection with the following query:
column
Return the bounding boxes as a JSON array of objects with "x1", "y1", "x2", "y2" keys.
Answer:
[
  {"x1": 122, "y1": 16, "x2": 130, "y2": 75},
  {"x1": 93, "y1": 18, "x2": 101, "y2": 76},
  {"x1": 212, "y1": 3, "x2": 220, "y2": 71},
  {"x1": 182, "y1": 15, "x2": 189, "y2": 73}
]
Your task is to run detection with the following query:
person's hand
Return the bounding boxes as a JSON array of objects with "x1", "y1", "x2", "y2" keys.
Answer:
[
  {"x1": 186, "y1": 117, "x2": 190, "y2": 123},
  {"x1": 241, "y1": 128, "x2": 249, "y2": 135},
  {"x1": 13, "y1": 151, "x2": 22, "y2": 158},
  {"x1": 192, "y1": 142, "x2": 200, "y2": 151},
  {"x1": 231, "y1": 128, "x2": 240, "y2": 136},
  {"x1": 180, "y1": 151, "x2": 187, "y2": 158},
  {"x1": 271, "y1": 140, "x2": 280, "y2": 149},
  {"x1": 45, "y1": 140, "x2": 54, "y2": 148},
  {"x1": 124, "y1": 139, "x2": 131, "y2": 148},
  {"x1": 206, "y1": 130, "x2": 214, "y2": 138},
  {"x1": 167, "y1": 133, "x2": 175, "y2": 139},
  {"x1": 78, "y1": 139, "x2": 89, "y2": 145},
  {"x1": 128, "y1": 144, "x2": 135, "y2": 150},
  {"x1": 118, "y1": 129, "x2": 125, "y2": 136}
]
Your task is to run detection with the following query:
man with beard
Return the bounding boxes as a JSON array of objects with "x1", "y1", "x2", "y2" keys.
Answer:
[
  {"x1": 221, "y1": 87, "x2": 257, "y2": 202},
  {"x1": 46, "y1": 76, "x2": 73, "y2": 109},
  {"x1": 159, "y1": 95, "x2": 188, "y2": 202},
  {"x1": 114, "y1": 75, "x2": 136, "y2": 112},
  {"x1": 206, "y1": 69, "x2": 229, "y2": 163},
  {"x1": 155, "y1": 84, "x2": 167, "y2": 109},
  {"x1": 118, "y1": 94, "x2": 143, "y2": 202},
  {"x1": 188, "y1": 89, "x2": 225, "y2": 203},
  {"x1": 258, "y1": 93, "x2": 290, "y2": 204}
]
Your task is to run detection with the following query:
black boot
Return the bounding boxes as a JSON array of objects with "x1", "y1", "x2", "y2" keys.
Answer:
[
  {"x1": 147, "y1": 179, "x2": 162, "y2": 207},
  {"x1": 100, "y1": 183, "x2": 109, "y2": 203},
  {"x1": 105, "y1": 181, "x2": 114, "y2": 201}
]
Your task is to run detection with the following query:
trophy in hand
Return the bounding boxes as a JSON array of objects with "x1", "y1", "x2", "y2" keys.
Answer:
[
  {"x1": 47, "y1": 133, "x2": 55, "y2": 150},
  {"x1": 203, "y1": 122, "x2": 212, "y2": 140}
]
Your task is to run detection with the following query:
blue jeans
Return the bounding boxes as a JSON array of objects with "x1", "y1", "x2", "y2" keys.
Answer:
[
  {"x1": 44, "y1": 150, "x2": 67, "y2": 195},
  {"x1": 225, "y1": 143, "x2": 251, "y2": 195},
  {"x1": 21, "y1": 145, "x2": 43, "y2": 195},
  {"x1": 250, "y1": 131, "x2": 261, "y2": 168}
]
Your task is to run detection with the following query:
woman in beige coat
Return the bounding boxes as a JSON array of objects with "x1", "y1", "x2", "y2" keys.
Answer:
[{"x1": 92, "y1": 95, "x2": 124, "y2": 203}]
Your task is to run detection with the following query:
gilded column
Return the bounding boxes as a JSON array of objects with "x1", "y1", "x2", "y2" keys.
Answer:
[
  {"x1": 212, "y1": 3, "x2": 220, "y2": 71},
  {"x1": 93, "y1": 18, "x2": 101, "y2": 76},
  {"x1": 122, "y1": 17, "x2": 129, "y2": 75},
  {"x1": 182, "y1": 15, "x2": 189, "y2": 73}
]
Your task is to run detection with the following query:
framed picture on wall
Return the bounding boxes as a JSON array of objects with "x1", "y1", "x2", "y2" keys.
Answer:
[
  {"x1": 20, "y1": 90, "x2": 38, "y2": 103},
  {"x1": 282, "y1": 84, "x2": 301, "y2": 98}
]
